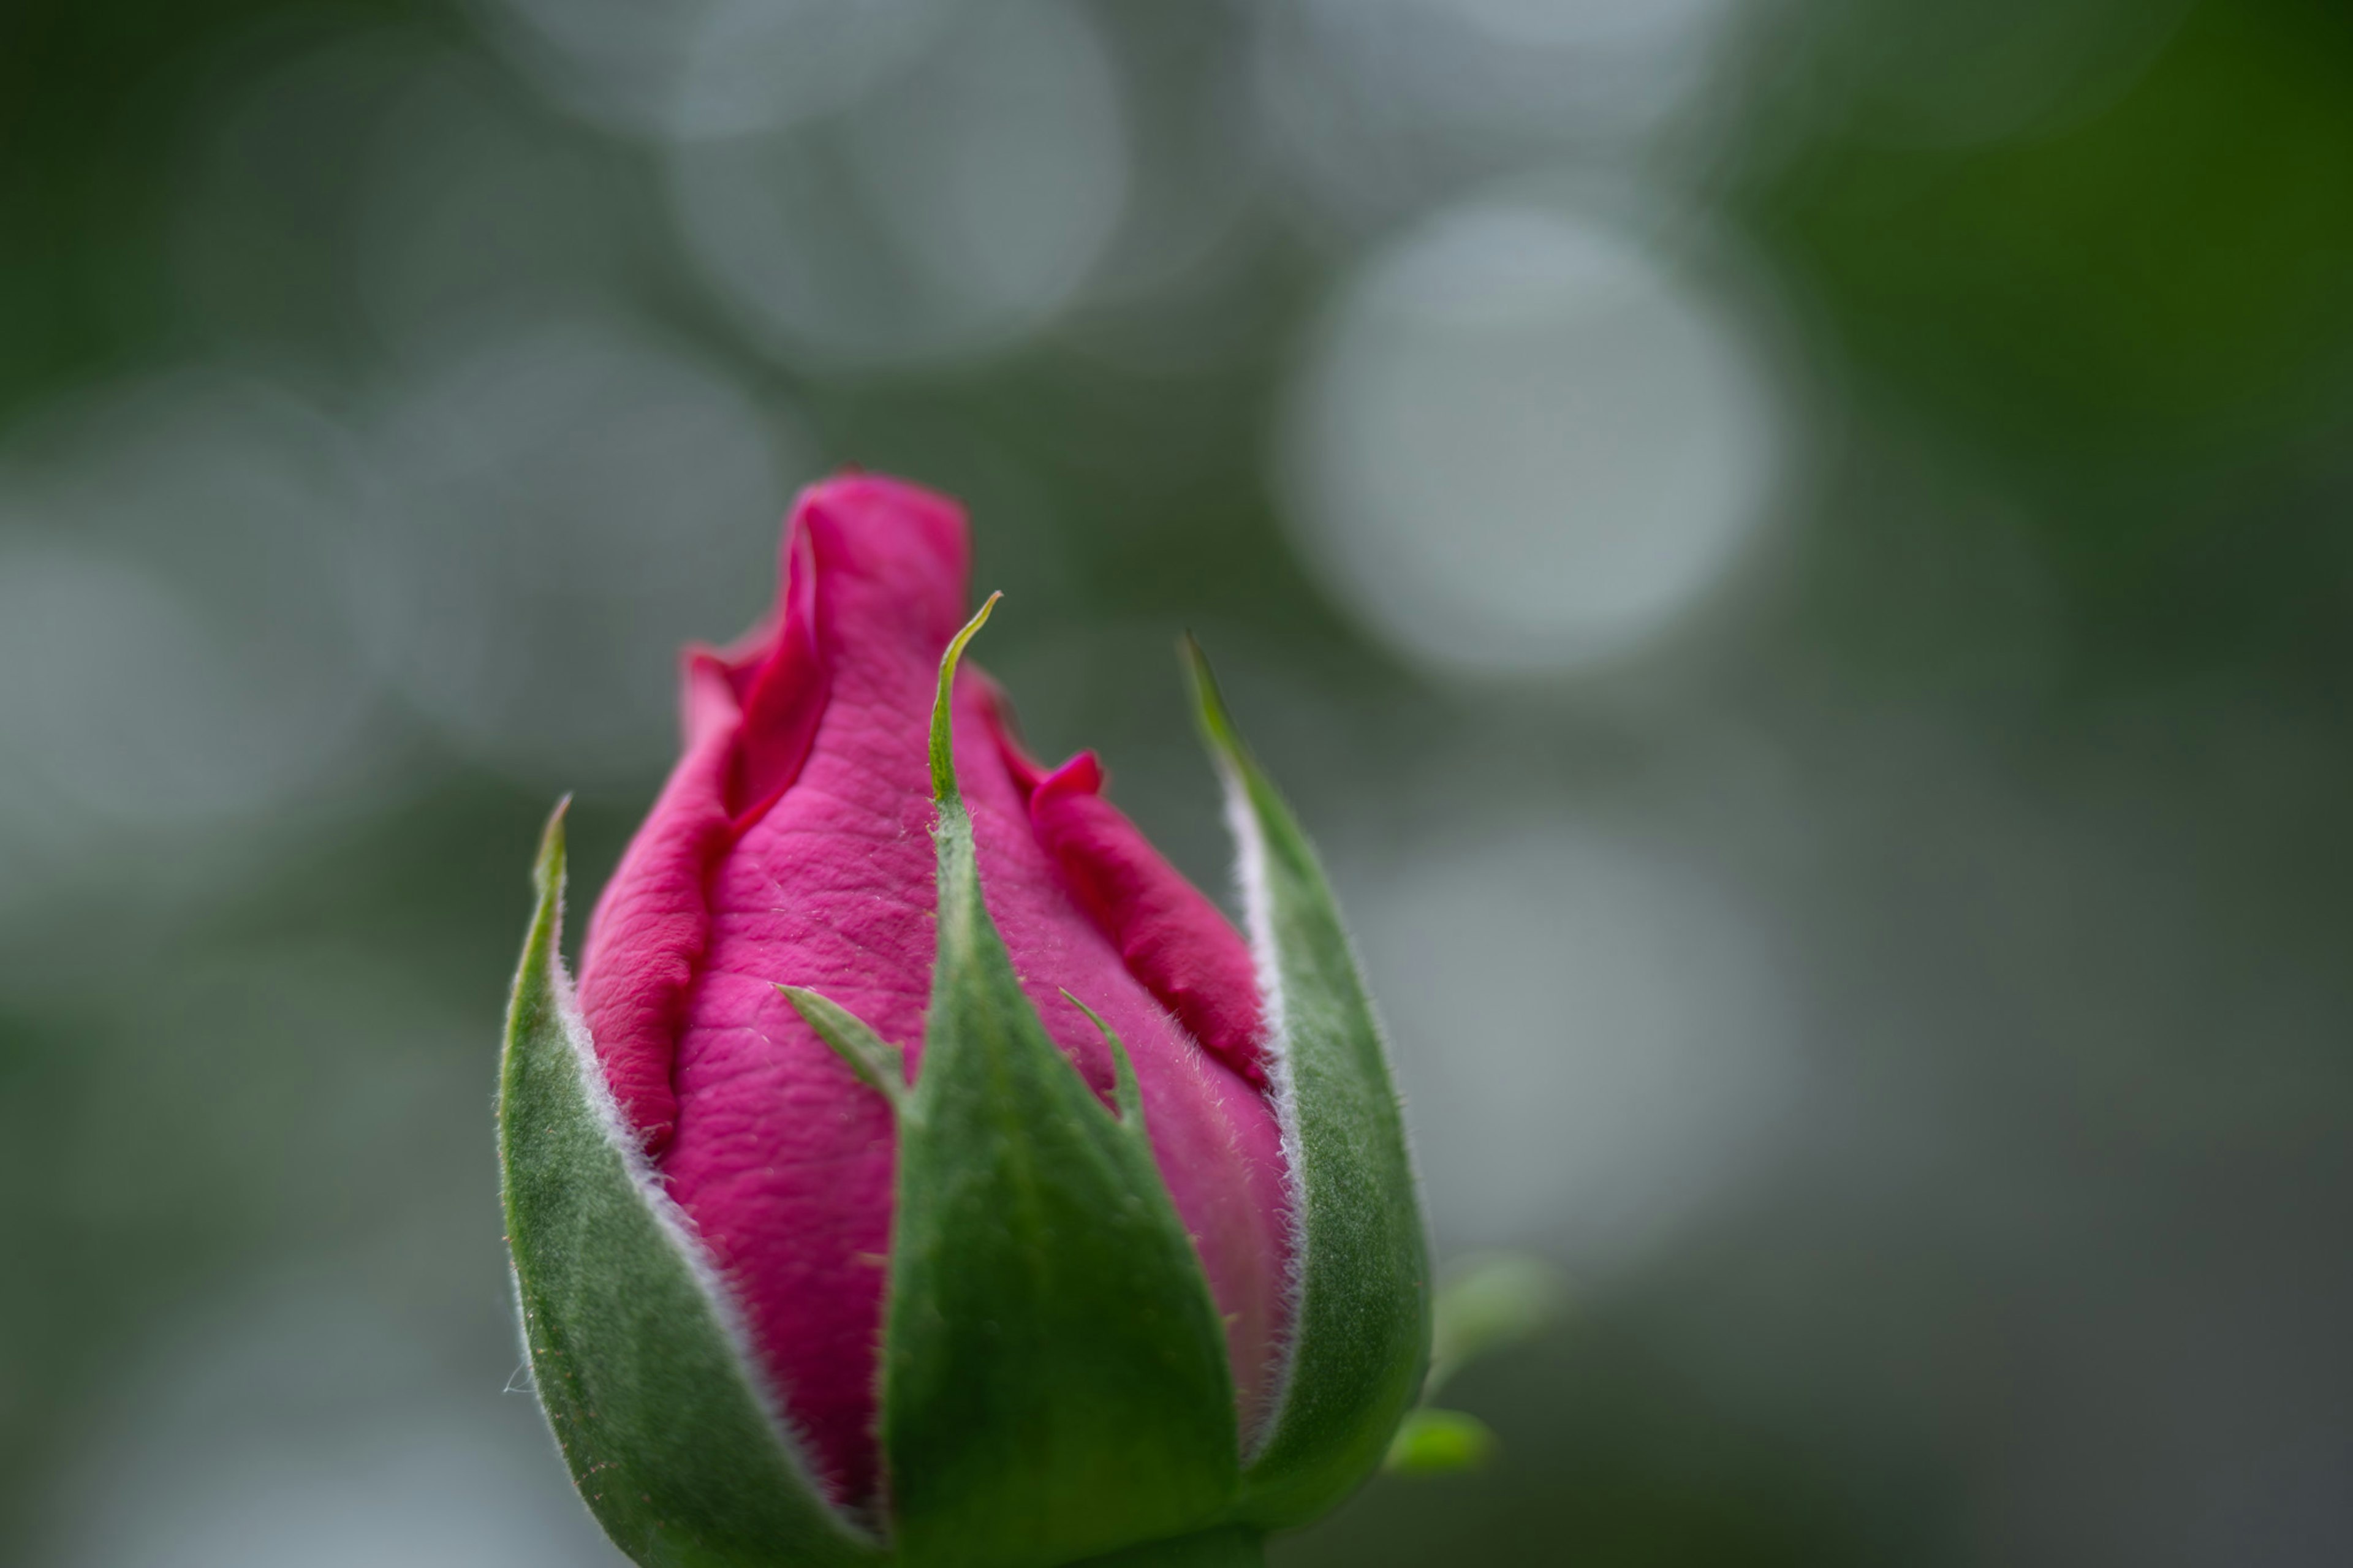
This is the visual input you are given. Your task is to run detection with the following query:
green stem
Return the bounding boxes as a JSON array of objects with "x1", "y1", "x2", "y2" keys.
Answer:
[{"x1": 1069, "y1": 1526, "x2": 1266, "y2": 1568}]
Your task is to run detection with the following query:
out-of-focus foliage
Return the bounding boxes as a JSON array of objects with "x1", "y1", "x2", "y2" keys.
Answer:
[
  {"x1": 6, "y1": 1, "x2": 2353, "y2": 1566},
  {"x1": 1751, "y1": 0, "x2": 2353, "y2": 472},
  {"x1": 1384, "y1": 1408, "x2": 1498, "y2": 1477},
  {"x1": 1422, "y1": 1253, "x2": 1571, "y2": 1400},
  {"x1": 1382, "y1": 1251, "x2": 1570, "y2": 1475}
]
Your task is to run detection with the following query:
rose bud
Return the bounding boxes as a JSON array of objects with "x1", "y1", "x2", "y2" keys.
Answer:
[{"x1": 498, "y1": 475, "x2": 1425, "y2": 1568}]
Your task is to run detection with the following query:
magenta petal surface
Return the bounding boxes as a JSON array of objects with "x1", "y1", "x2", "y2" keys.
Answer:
[
  {"x1": 1025, "y1": 752, "x2": 1269, "y2": 1089},
  {"x1": 575, "y1": 474, "x2": 1291, "y2": 1513}
]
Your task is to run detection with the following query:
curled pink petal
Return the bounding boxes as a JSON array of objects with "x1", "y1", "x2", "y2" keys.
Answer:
[
  {"x1": 1023, "y1": 751, "x2": 1268, "y2": 1089},
  {"x1": 724, "y1": 518, "x2": 827, "y2": 826}
]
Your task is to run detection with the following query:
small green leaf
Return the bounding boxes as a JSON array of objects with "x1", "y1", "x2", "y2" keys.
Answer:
[
  {"x1": 882, "y1": 603, "x2": 1241, "y2": 1568},
  {"x1": 1382, "y1": 1409, "x2": 1497, "y2": 1478},
  {"x1": 1425, "y1": 1252, "x2": 1568, "y2": 1399},
  {"x1": 779, "y1": 985, "x2": 907, "y2": 1113},
  {"x1": 1183, "y1": 638, "x2": 1431, "y2": 1529},
  {"x1": 499, "y1": 803, "x2": 882, "y2": 1568},
  {"x1": 1063, "y1": 990, "x2": 1146, "y2": 1133}
]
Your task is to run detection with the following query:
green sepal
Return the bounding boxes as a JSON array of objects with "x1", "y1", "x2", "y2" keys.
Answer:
[
  {"x1": 498, "y1": 803, "x2": 885, "y2": 1568},
  {"x1": 881, "y1": 602, "x2": 1241, "y2": 1568},
  {"x1": 1182, "y1": 638, "x2": 1431, "y2": 1528},
  {"x1": 780, "y1": 984, "x2": 909, "y2": 1112}
]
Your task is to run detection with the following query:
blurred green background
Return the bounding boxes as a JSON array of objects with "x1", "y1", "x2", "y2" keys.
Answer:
[{"x1": 6, "y1": 0, "x2": 2353, "y2": 1562}]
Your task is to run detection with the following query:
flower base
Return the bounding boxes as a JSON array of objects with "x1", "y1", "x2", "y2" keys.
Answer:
[{"x1": 1070, "y1": 1526, "x2": 1265, "y2": 1568}]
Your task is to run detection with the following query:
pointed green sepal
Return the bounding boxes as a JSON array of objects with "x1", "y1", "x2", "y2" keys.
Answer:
[
  {"x1": 779, "y1": 985, "x2": 908, "y2": 1113},
  {"x1": 930, "y1": 589, "x2": 1000, "y2": 803},
  {"x1": 499, "y1": 803, "x2": 884, "y2": 1568},
  {"x1": 881, "y1": 602, "x2": 1241, "y2": 1568},
  {"x1": 1063, "y1": 990, "x2": 1147, "y2": 1133},
  {"x1": 1182, "y1": 637, "x2": 1431, "y2": 1528}
]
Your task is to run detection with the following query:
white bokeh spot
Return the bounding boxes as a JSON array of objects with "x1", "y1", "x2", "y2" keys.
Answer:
[
  {"x1": 360, "y1": 312, "x2": 809, "y2": 784},
  {"x1": 1284, "y1": 196, "x2": 1786, "y2": 676},
  {"x1": 667, "y1": 0, "x2": 1128, "y2": 371},
  {"x1": 474, "y1": 0, "x2": 956, "y2": 143},
  {"x1": 1351, "y1": 819, "x2": 1794, "y2": 1260}
]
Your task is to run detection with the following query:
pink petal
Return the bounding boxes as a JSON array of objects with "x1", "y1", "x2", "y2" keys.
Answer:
[{"x1": 1020, "y1": 748, "x2": 1268, "y2": 1089}]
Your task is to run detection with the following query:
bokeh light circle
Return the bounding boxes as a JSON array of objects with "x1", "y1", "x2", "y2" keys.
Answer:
[
  {"x1": 1249, "y1": 0, "x2": 1740, "y2": 229},
  {"x1": 1283, "y1": 196, "x2": 1786, "y2": 677},
  {"x1": 0, "y1": 549, "x2": 316, "y2": 833},
  {"x1": 0, "y1": 376, "x2": 391, "y2": 887},
  {"x1": 1352, "y1": 819, "x2": 1792, "y2": 1259},
  {"x1": 360, "y1": 313, "x2": 809, "y2": 784},
  {"x1": 667, "y1": 0, "x2": 1128, "y2": 371},
  {"x1": 476, "y1": 0, "x2": 956, "y2": 143}
]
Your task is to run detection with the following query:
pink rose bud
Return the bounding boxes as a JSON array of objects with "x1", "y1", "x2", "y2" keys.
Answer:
[
  {"x1": 498, "y1": 474, "x2": 1426, "y2": 1568},
  {"x1": 577, "y1": 475, "x2": 1289, "y2": 1504}
]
